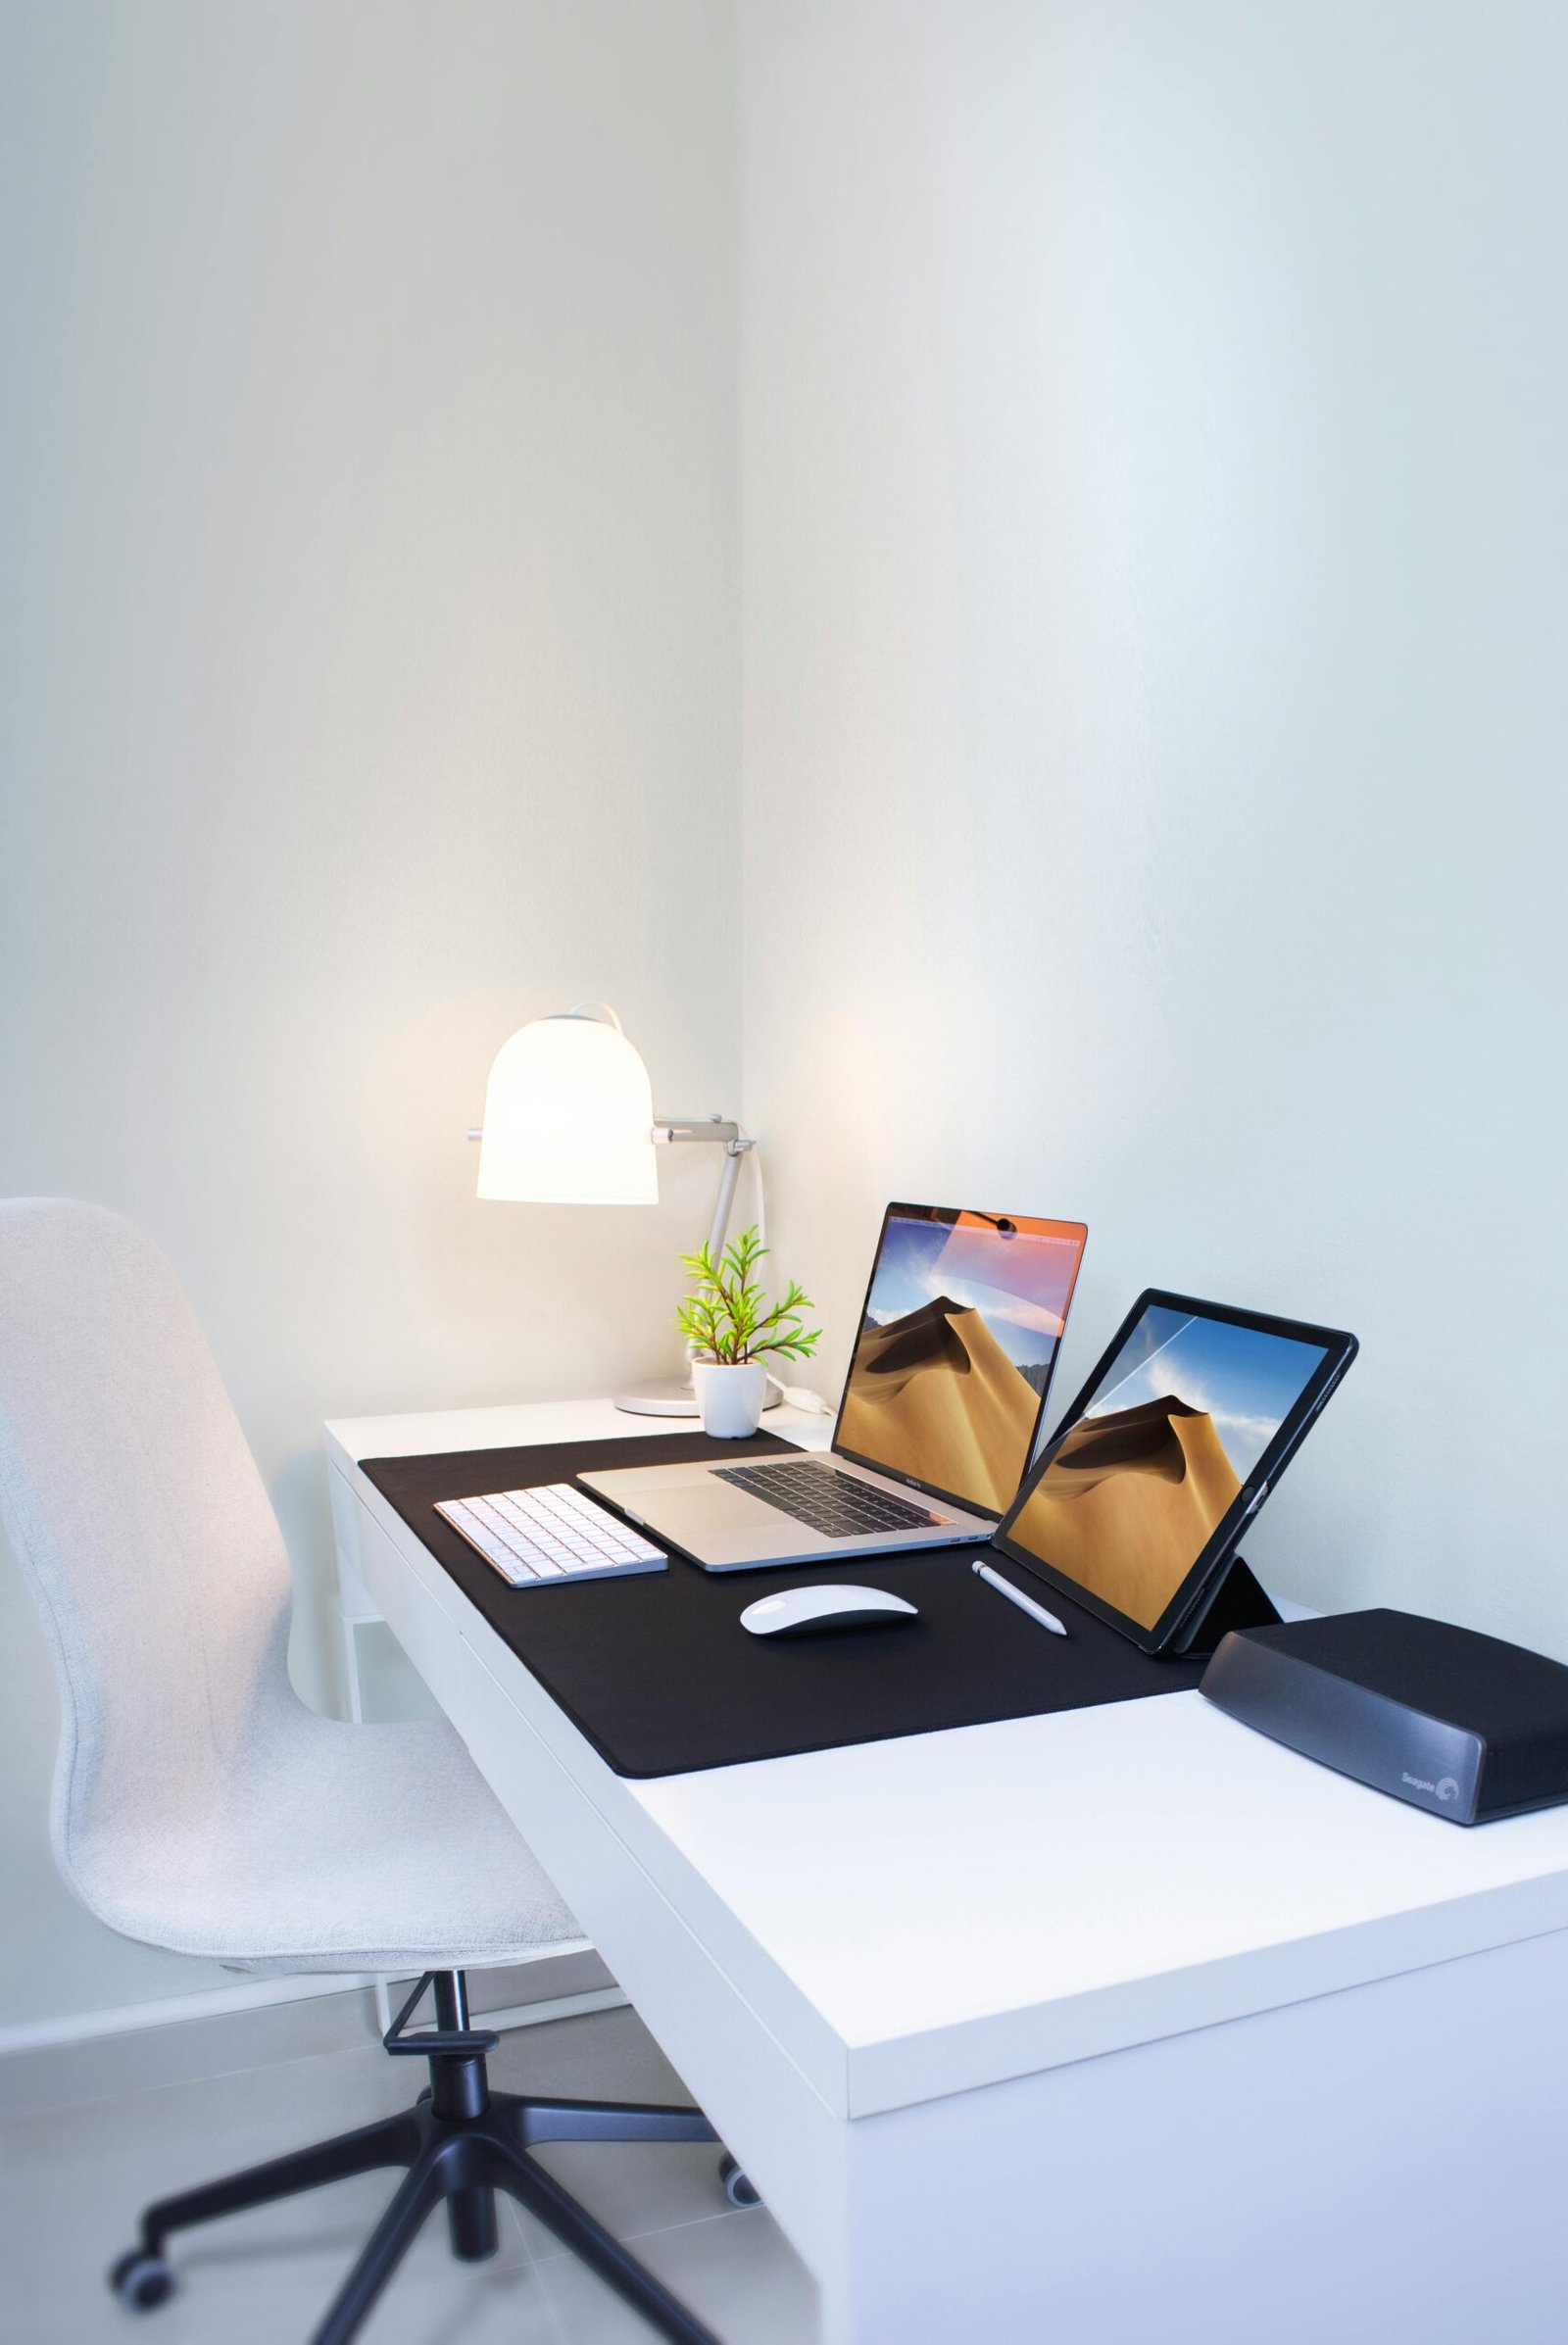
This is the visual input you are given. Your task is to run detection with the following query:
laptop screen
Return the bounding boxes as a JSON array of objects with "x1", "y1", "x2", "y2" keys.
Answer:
[{"x1": 834, "y1": 1204, "x2": 1088, "y2": 1518}]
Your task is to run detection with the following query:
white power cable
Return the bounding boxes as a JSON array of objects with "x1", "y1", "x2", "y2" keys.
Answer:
[{"x1": 749, "y1": 1129, "x2": 765, "y2": 1257}]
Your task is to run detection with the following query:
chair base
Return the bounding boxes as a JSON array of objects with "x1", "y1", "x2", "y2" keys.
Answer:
[{"x1": 109, "y1": 1997, "x2": 738, "y2": 2345}]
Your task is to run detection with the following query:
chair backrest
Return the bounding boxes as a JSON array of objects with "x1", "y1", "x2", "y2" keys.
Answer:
[{"x1": 0, "y1": 1198, "x2": 295, "y2": 1908}]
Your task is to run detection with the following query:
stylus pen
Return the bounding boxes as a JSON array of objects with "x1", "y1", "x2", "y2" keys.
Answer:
[{"x1": 972, "y1": 1558, "x2": 1067, "y2": 1637}]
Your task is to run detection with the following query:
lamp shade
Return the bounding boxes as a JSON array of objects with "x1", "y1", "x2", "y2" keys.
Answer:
[{"x1": 476, "y1": 1009, "x2": 658, "y2": 1204}]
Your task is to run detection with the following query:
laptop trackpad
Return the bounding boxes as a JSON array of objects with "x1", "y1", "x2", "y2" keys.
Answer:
[{"x1": 662, "y1": 1481, "x2": 806, "y2": 1536}]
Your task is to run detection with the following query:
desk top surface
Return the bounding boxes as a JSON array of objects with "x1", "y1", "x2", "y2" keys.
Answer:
[{"x1": 327, "y1": 1396, "x2": 1568, "y2": 2117}]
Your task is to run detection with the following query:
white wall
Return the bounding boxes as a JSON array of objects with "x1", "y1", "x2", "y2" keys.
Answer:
[
  {"x1": 0, "y1": 0, "x2": 737, "y2": 2027},
  {"x1": 8, "y1": 0, "x2": 1567, "y2": 2038},
  {"x1": 740, "y1": 4, "x2": 1568, "y2": 1637}
]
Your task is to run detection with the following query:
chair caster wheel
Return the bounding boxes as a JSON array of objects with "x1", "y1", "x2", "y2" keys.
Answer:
[
  {"x1": 110, "y1": 2249, "x2": 176, "y2": 2311},
  {"x1": 718, "y1": 2153, "x2": 760, "y2": 2210}
]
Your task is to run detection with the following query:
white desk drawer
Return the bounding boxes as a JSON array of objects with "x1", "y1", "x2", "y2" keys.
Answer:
[{"x1": 354, "y1": 1502, "x2": 464, "y2": 1716}]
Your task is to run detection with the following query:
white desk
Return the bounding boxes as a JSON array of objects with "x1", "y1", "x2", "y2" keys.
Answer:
[{"x1": 326, "y1": 1399, "x2": 1568, "y2": 2345}]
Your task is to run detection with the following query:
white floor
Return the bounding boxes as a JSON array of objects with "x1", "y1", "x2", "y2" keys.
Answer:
[{"x1": 0, "y1": 2004, "x2": 820, "y2": 2345}]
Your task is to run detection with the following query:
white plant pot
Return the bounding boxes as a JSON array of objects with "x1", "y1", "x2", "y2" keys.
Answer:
[{"x1": 691, "y1": 1359, "x2": 768, "y2": 1440}]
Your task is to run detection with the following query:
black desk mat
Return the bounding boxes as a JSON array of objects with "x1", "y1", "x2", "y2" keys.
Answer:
[{"x1": 361, "y1": 1432, "x2": 1203, "y2": 1778}]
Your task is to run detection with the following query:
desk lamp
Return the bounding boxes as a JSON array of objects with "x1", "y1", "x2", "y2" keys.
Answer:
[{"x1": 469, "y1": 1002, "x2": 769, "y2": 1417}]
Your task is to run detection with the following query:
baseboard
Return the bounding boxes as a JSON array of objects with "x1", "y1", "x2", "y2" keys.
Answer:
[
  {"x1": 0, "y1": 1944, "x2": 623, "y2": 2119},
  {"x1": 0, "y1": 1969, "x2": 386, "y2": 2058}
]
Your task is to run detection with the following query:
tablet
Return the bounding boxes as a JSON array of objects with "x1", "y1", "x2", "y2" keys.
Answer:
[{"x1": 993, "y1": 1291, "x2": 1358, "y2": 1656}]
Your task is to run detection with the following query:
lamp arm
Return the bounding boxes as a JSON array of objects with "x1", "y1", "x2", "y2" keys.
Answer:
[
  {"x1": 705, "y1": 1141, "x2": 751, "y2": 1260},
  {"x1": 652, "y1": 1118, "x2": 740, "y2": 1147},
  {"x1": 651, "y1": 1118, "x2": 755, "y2": 1264},
  {"x1": 649, "y1": 1116, "x2": 758, "y2": 1357}
]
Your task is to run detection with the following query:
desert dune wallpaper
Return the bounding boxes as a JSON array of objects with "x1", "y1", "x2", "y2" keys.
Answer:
[
  {"x1": 1004, "y1": 1307, "x2": 1329, "y2": 1627},
  {"x1": 837, "y1": 1210, "x2": 1085, "y2": 1512}
]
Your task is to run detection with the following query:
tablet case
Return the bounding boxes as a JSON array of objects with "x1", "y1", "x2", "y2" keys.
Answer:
[{"x1": 1165, "y1": 1554, "x2": 1281, "y2": 1656}]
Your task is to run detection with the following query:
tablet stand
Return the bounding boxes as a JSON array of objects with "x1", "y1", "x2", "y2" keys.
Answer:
[{"x1": 1166, "y1": 1554, "x2": 1280, "y2": 1660}]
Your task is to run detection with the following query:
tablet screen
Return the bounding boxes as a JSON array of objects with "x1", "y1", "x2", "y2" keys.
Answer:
[{"x1": 1003, "y1": 1301, "x2": 1330, "y2": 1631}]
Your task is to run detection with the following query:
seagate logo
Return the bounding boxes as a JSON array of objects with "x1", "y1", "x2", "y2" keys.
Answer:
[{"x1": 1401, "y1": 1770, "x2": 1460, "y2": 1805}]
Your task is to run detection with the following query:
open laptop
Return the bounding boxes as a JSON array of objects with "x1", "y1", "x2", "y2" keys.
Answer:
[{"x1": 580, "y1": 1202, "x2": 1088, "y2": 1572}]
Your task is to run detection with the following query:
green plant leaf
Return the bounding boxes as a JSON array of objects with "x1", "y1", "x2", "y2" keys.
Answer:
[{"x1": 673, "y1": 1224, "x2": 816, "y2": 1369}]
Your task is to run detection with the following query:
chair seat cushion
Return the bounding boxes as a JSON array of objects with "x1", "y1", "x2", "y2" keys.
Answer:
[{"x1": 74, "y1": 1708, "x2": 582, "y2": 1976}]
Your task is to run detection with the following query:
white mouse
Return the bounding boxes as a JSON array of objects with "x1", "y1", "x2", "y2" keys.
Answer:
[{"x1": 739, "y1": 1584, "x2": 920, "y2": 1638}]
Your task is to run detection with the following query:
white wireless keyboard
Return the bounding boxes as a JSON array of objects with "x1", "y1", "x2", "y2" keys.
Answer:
[{"x1": 435, "y1": 1483, "x2": 668, "y2": 1587}]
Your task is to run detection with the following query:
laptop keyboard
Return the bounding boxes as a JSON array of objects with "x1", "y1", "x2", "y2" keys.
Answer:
[{"x1": 711, "y1": 1459, "x2": 943, "y2": 1538}]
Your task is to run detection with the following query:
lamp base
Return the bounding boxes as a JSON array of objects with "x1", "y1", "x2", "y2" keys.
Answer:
[{"x1": 613, "y1": 1374, "x2": 782, "y2": 1419}]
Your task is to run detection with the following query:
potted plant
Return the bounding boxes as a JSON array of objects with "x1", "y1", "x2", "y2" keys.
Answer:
[{"x1": 675, "y1": 1226, "x2": 820, "y2": 1438}]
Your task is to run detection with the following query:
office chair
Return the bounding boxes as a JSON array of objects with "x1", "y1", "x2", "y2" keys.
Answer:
[{"x1": 0, "y1": 1198, "x2": 745, "y2": 2345}]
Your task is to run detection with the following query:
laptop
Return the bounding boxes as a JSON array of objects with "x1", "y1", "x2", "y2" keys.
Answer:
[{"x1": 580, "y1": 1202, "x2": 1088, "y2": 1572}]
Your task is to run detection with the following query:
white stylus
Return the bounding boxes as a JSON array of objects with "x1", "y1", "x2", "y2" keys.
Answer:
[{"x1": 972, "y1": 1558, "x2": 1068, "y2": 1637}]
